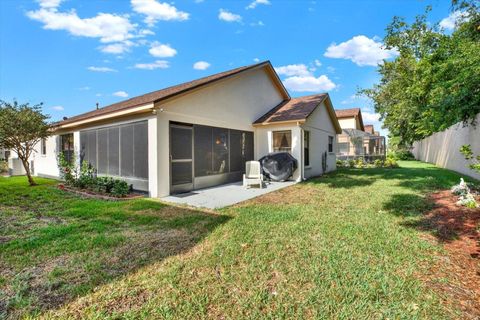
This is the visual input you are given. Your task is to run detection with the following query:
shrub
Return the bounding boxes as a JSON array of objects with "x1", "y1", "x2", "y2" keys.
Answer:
[
  {"x1": 451, "y1": 178, "x2": 478, "y2": 208},
  {"x1": 0, "y1": 160, "x2": 7, "y2": 173},
  {"x1": 383, "y1": 158, "x2": 399, "y2": 168},
  {"x1": 388, "y1": 149, "x2": 414, "y2": 160},
  {"x1": 111, "y1": 180, "x2": 130, "y2": 197},
  {"x1": 355, "y1": 157, "x2": 366, "y2": 168},
  {"x1": 348, "y1": 160, "x2": 355, "y2": 168},
  {"x1": 451, "y1": 178, "x2": 470, "y2": 196},
  {"x1": 336, "y1": 159, "x2": 344, "y2": 167},
  {"x1": 57, "y1": 152, "x2": 76, "y2": 185},
  {"x1": 373, "y1": 159, "x2": 384, "y2": 168}
]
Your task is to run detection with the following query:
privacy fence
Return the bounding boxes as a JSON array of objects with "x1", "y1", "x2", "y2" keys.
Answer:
[{"x1": 412, "y1": 113, "x2": 480, "y2": 180}]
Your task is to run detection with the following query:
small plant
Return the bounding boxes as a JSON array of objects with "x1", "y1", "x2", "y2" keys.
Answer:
[
  {"x1": 460, "y1": 144, "x2": 480, "y2": 173},
  {"x1": 451, "y1": 178, "x2": 470, "y2": 196},
  {"x1": 451, "y1": 178, "x2": 479, "y2": 208},
  {"x1": 348, "y1": 159, "x2": 355, "y2": 168},
  {"x1": 336, "y1": 159, "x2": 344, "y2": 167},
  {"x1": 383, "y1": 158, "x2": 399, "y2": 168},
  {"x1": 57, "y1": 152, "x2": 76, "y2": 185},
  {"x1": 355, "y1": 157, "x2": 366, "y2": 168},
  {"x1": 0, "y1": 160, "x2": 8, "y2": 173},
  {"x1": 111, "y1": 180, "x2": 130, "y2": 197},
  {"x1": 373, "y1": 159, "x2": 384, "y2": 168}
]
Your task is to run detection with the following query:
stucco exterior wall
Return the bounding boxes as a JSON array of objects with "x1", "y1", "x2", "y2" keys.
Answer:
[
  {"x1": 302, "y1": 101, "x2": 337, "y2": 178},
  {"x1": 156, "y1": 67, "x2": 285, "y2": 197},
  {"x1": 32, "y1": 135, "x2": 61, "y2": 178},
  {"x1": 412, "y1": 113, "x2": 480, "y2": 181},
  {"x1": 254, "y1": 123, "x2": 303, "y2": 182},
  {"x1": 338, "y1": 117, "x2": 357, "y2": 130}
]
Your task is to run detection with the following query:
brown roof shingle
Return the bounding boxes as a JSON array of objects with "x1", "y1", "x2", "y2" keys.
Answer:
[
  {"x1": 335, "y1": 108, "x2": 361, "y2": 118},
  {"x1": 56, "y1": 61, "x2": 278, "y2": 127},
  {"x1": 364, "y1": 124, "x2": 374, "y2": 134},
  {"x1": 254, "y1": 93, "x2": 328, "y2": 124}
]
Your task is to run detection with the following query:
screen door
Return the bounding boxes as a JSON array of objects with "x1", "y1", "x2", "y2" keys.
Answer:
[{"x1": 170, "y1": 123, "x2": 193, "y2": 193}]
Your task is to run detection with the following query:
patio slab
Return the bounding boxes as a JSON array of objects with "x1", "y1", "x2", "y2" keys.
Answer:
[{"x1": 161, "y1": 181, "x2": 296, "y2": 209}]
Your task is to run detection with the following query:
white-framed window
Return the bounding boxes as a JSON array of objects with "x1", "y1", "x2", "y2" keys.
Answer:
[
  {"x1": 41, "y1": 138, "x2": 47, "y2": 156},
  {"x1": 328, "y1": 136, "x2": 334, "y2": 153},
  {"x1": 272, "y1": 130, "x2": 292, "y2": 153},
  {"x1": 304, "y1": 131, "x2": 310, "y2": 166}
]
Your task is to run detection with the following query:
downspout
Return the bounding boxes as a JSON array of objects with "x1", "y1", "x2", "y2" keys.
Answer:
[{"x1": 299, "y1": 123, "x2": 305, "y2": 181}]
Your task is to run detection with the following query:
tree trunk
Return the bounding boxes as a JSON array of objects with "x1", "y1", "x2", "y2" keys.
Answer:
[{"x1": 20, "y1": 158, "x2": 36, "y2": 186}]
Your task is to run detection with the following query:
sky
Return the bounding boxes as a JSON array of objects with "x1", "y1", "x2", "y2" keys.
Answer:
[{"x1": 0, "y1": 0, "x2": 456, "y2": 137}]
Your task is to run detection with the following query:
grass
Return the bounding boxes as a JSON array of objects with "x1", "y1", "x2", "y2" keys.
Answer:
[{"x1": 0, "y1": 161, "x2": 474, "y2": 319}]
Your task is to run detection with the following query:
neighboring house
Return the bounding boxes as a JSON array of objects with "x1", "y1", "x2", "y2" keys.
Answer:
[
  {"x1": 335, "y1": 108, "x2": 386, "y2": 161},
  {"x1": 0, "y1": 149, "x2": 9, "y2": 161},
  {"x1": 31, "y1": 61, "x2": 341, "y2": 197}
]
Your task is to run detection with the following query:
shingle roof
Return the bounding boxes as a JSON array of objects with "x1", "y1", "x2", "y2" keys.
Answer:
[
  {"x1": 56, "y1": 61, "x2": 280, "y2": 127},
  {"x1": 364, "y1": 124, "x2": 374, "y2": 134},
  {"x1": 335, "y1": 108, "x2": 361, "y2": 118},
  {"x1": 254, "y1": 93, "x2": 342, "y2": 133},
  {"x1": 254, "y1": 94, "x2": 328, "y2": 124}
]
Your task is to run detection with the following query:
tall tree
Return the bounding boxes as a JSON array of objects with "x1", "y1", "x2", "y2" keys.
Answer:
[
  {"x1": 0, "y1": 100, "x2": 51, "y2": 185},
  {"x1": 361, "y1": 1, "x2": 480, "y2": 146}
]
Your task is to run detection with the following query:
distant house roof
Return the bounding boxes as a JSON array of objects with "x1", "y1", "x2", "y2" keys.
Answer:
[
  {"x1": 364, "y1": 124, "x2": 374, "y2": 134},
  {"x1": 55, "y1": 61, "x2": 289, "y2": 128},
  {"x1": 334, "y1": 107, "x2": 364, "y2": 131},
  {"x1": 253, "y1": 93, "x2": 342, "y2": 133}
]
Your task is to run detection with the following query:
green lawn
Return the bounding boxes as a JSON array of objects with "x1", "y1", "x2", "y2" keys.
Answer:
[{"x1": 0, "y1": 161, "x2": 474, "y2": 319}]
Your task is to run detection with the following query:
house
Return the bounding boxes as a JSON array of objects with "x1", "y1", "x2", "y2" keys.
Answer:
[
  {"x1": 0, "y1": 149, "x2": 9, "y2": 161},
  {"x1": 335, "y1": 108, "x2": 386, "y2": 161},
  {"x1": 31, "y1": 61, "x2": 341, "y2": 197}
]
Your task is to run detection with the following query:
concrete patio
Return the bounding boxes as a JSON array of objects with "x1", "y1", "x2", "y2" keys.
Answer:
[{"x1": 161, "y1": 181, "x2": 296, "y2": 209}]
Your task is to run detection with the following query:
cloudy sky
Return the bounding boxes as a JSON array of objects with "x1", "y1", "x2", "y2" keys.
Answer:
[{"x1": 0, "y1": 0, "x2": 455, "y2": 137}]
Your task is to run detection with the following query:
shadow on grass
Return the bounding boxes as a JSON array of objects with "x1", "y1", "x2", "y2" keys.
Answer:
[{"x1": 0, "y1": 177, "x2": 230, "y2": 317}]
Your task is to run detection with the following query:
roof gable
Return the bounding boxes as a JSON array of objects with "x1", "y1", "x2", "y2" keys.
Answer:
[
  {"x1": 55, "y1": 61, "x2": 289, "y2": 128},
  {"x1": 335, "y1": 107, "x2": 365, "y2": 131}
]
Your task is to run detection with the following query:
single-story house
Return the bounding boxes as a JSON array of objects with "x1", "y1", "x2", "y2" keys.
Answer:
[
  {"x1": 335, "y1": 108, "x2": 386, "y2": 160},
  {"x1": 31, "y1": 61, "x2": 341, "y2": 197}
]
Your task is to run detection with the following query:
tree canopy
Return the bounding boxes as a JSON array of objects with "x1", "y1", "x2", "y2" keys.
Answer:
[
  {"x1": 361, "y1": 1, "x2": 480, "y2": 147},
  {"x1": 0, "y1": 100, "x2": 51, "y2": 185}
]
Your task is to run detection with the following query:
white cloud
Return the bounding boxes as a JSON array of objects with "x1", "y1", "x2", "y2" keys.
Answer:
[
  {"x1": 113, "y1": 91, "x2": 129, "y2": 97},
  {"x1": 100, "y1": 41, "x2": 135, "y2": 54},
  {"x1": 87, "y1": 66, "x2": 117, "y2": 72},
  {"x1": 341, "y1": 94, "x2": 368, "y2": 105},
  {"x1": 134, "y1": 60, "x2": 169, "y2": 70},
  {"x1": 50, "y1": 105, "x2": 64, "y2": 111},
  {"x1": 131, "y1": 0, "x2": 189, "y2": 26},
  {"x1": 362, "y1": 111, "x2": 381, "y2": 123},
  {"x1": 246, "y1": 0, "x2": 270, "y2": 9},
  {"x1": 193, "y1": 61, "x2": 211, "y2": 70},
  {"x1": 283, "y1": 75, "x2": 336, "y2": 92},
  {"x1": 218, "y1": 9, "x2": 242, "y2": 23},
  {"x1": 38, "y1": 0, "x2": 62, "y2": 8},
  {"x1": 78, "y1": 86, "x2": 90, "y2": 91},
  {"x1": 149, "y1": 42, "x2": 177, "y2": 57},
  {"x1": 26, "y1": 8, "x2": 136, "y2": 44},
  {"x1": 275, "y1": 64, "x2": 312, "y2": 77},
  {"x1": 250, "y1": 20, "x2": 265, "y2": 27},
  {"x1": 324, "y1": 35, "x2": 398, "y2": 67},
  {"x1": 139, "y1": 29, "x2": 155, "y2": 36},
  {"x1": 253, "y1": 58, "x2": 260, "y2": 62},
  {"x1": 439, "y1": 11, "x2": 468, "y2": 30},
  {"x1": 314, "y1": 59, "x2": 322, "y2": 67}
]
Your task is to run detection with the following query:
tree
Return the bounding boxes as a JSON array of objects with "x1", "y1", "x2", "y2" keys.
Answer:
[
  {"x1": 361, "y1": 1, "x2": 480, "y2": 146},
  {"x1": 0, "y1": 100, "x2": 51, "y2": 185},
  {"x1": 460, "y1": 145, "x2": 480, "y2": 173}
]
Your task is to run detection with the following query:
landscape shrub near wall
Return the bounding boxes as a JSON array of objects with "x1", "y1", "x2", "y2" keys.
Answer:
[
  {"x1": 336, "y1": 157, "x2": 399, "y2": 169},
  {"x1": 57, "y1": 152, "x2": 132, "y2": 198},
  {"x1": 0, "y1": 160, "x2": 7, "y2": 173}
]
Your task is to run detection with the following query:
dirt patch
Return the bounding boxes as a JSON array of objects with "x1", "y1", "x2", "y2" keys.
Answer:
[{"x1": 421, "y1": 190, "x2": 480, "y2": 319}]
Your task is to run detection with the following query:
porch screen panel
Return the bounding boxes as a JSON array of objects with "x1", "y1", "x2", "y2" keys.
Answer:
[
  {"x1": 120, "y1": 125, "x2": 134, "y2": 177},
  {"x1": 171, "y1": 126, "x2": 192, "y2": 160},
  {"x1": 80, "y1": 131, "x2": 88, "y2": 165},
  {"x1": 133, "y1": 122, "x2": 148, "y2": 179},
  {"x1": 229, "y1": 130, "x2": 243, "y2": 172},
  {"x1": 108, "y1": 127, "x2": 119, "y2": 176},
  {"x1": 87, "y1": 131, "x2": 97, "y2": 168},
  {"x1": 244, "y1": 132, "x2": 254, "y2": 162},
  {"x1": 97, "y1": 129, "x2": 108, "y2": 174},
  {"x1": 194, "y1": 125, "x2": 212, "y2": 177},
  {"x1": 212, "y1": 127, "x2": 229, "y2": 174}
]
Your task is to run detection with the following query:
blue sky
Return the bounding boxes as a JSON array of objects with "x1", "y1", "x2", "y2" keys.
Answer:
[{"x1": 0, "y1": 0, "x2": 454, "y2": 137}]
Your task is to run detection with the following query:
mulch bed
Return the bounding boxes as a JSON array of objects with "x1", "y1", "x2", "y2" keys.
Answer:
[
  {"x1": 58, "y1": 185, "x2": 145, "y2": 201},
  {"x1": 422, "y1": 190, "x2": 480, "y2": 318}
]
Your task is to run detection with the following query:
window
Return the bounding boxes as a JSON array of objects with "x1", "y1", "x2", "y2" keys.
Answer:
[
  {"x1": 328, "y1": 136, "x2": 334, "y2": 153},
  {"x1": 304, "y1": 131, "x2": 310, "y2": 166},
  {"x1": 60, "y1": 133, "x2": 74, "y2": 163},
  {"x1": 338, "y1": 142, "x2": 349, "y2": 155},
  {"x1": 41, "y1": 138, "x2": 47, "y2": 155},
  {"x1": 273, "y1": 130, "x2": 291, "y2": 153}
]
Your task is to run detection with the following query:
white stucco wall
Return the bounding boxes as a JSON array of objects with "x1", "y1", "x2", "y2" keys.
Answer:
[
  {"x1": 302, "y1": 101, "x2": 337, "y2": 178},
  {"x1": 32, "y1": 135, "x2": 61, "y2": 178},
  {"x1": 338, "y1": 117, "x2": 357, "y2": 130},
  {"x1": 156, "y1": 67, "x2": 285, "y2": 197},
  {"x1": 412, "y1": 113, "x2": 480, "y2": 181},
  {"x1": 255, "y1": 123, "x2": 303, "y2": 182}
]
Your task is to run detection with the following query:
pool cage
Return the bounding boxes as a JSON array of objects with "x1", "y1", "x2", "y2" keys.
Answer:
[{"x1": 336, "y1": 129, "x2": 386, "y2": 162}]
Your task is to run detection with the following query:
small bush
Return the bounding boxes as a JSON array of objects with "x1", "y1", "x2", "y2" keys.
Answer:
[
  {"x1": 111, "y1": 180, "x2": 130, "y2": 197},
  {"x1": 355, "y1": 157, "x2": 366, "y2": 168},
  {"x1": 336, "y1": 159, "x2": 344, "y2": 167},
  {"x1": 0, "y1": 160, "x2": 8, "y2": 173},
  {"x1": 388, "y1": 149, "x2": 414, "y2": 160},
  {"x1": 348, "y1": 160, "x2": 355, "y2": 168},
  {"x1": 373, "y1": 159, "x2": 384, "y2": 167},
  {"x1": 384, "y1": 158, "x2": 399, "y2": 168}
]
